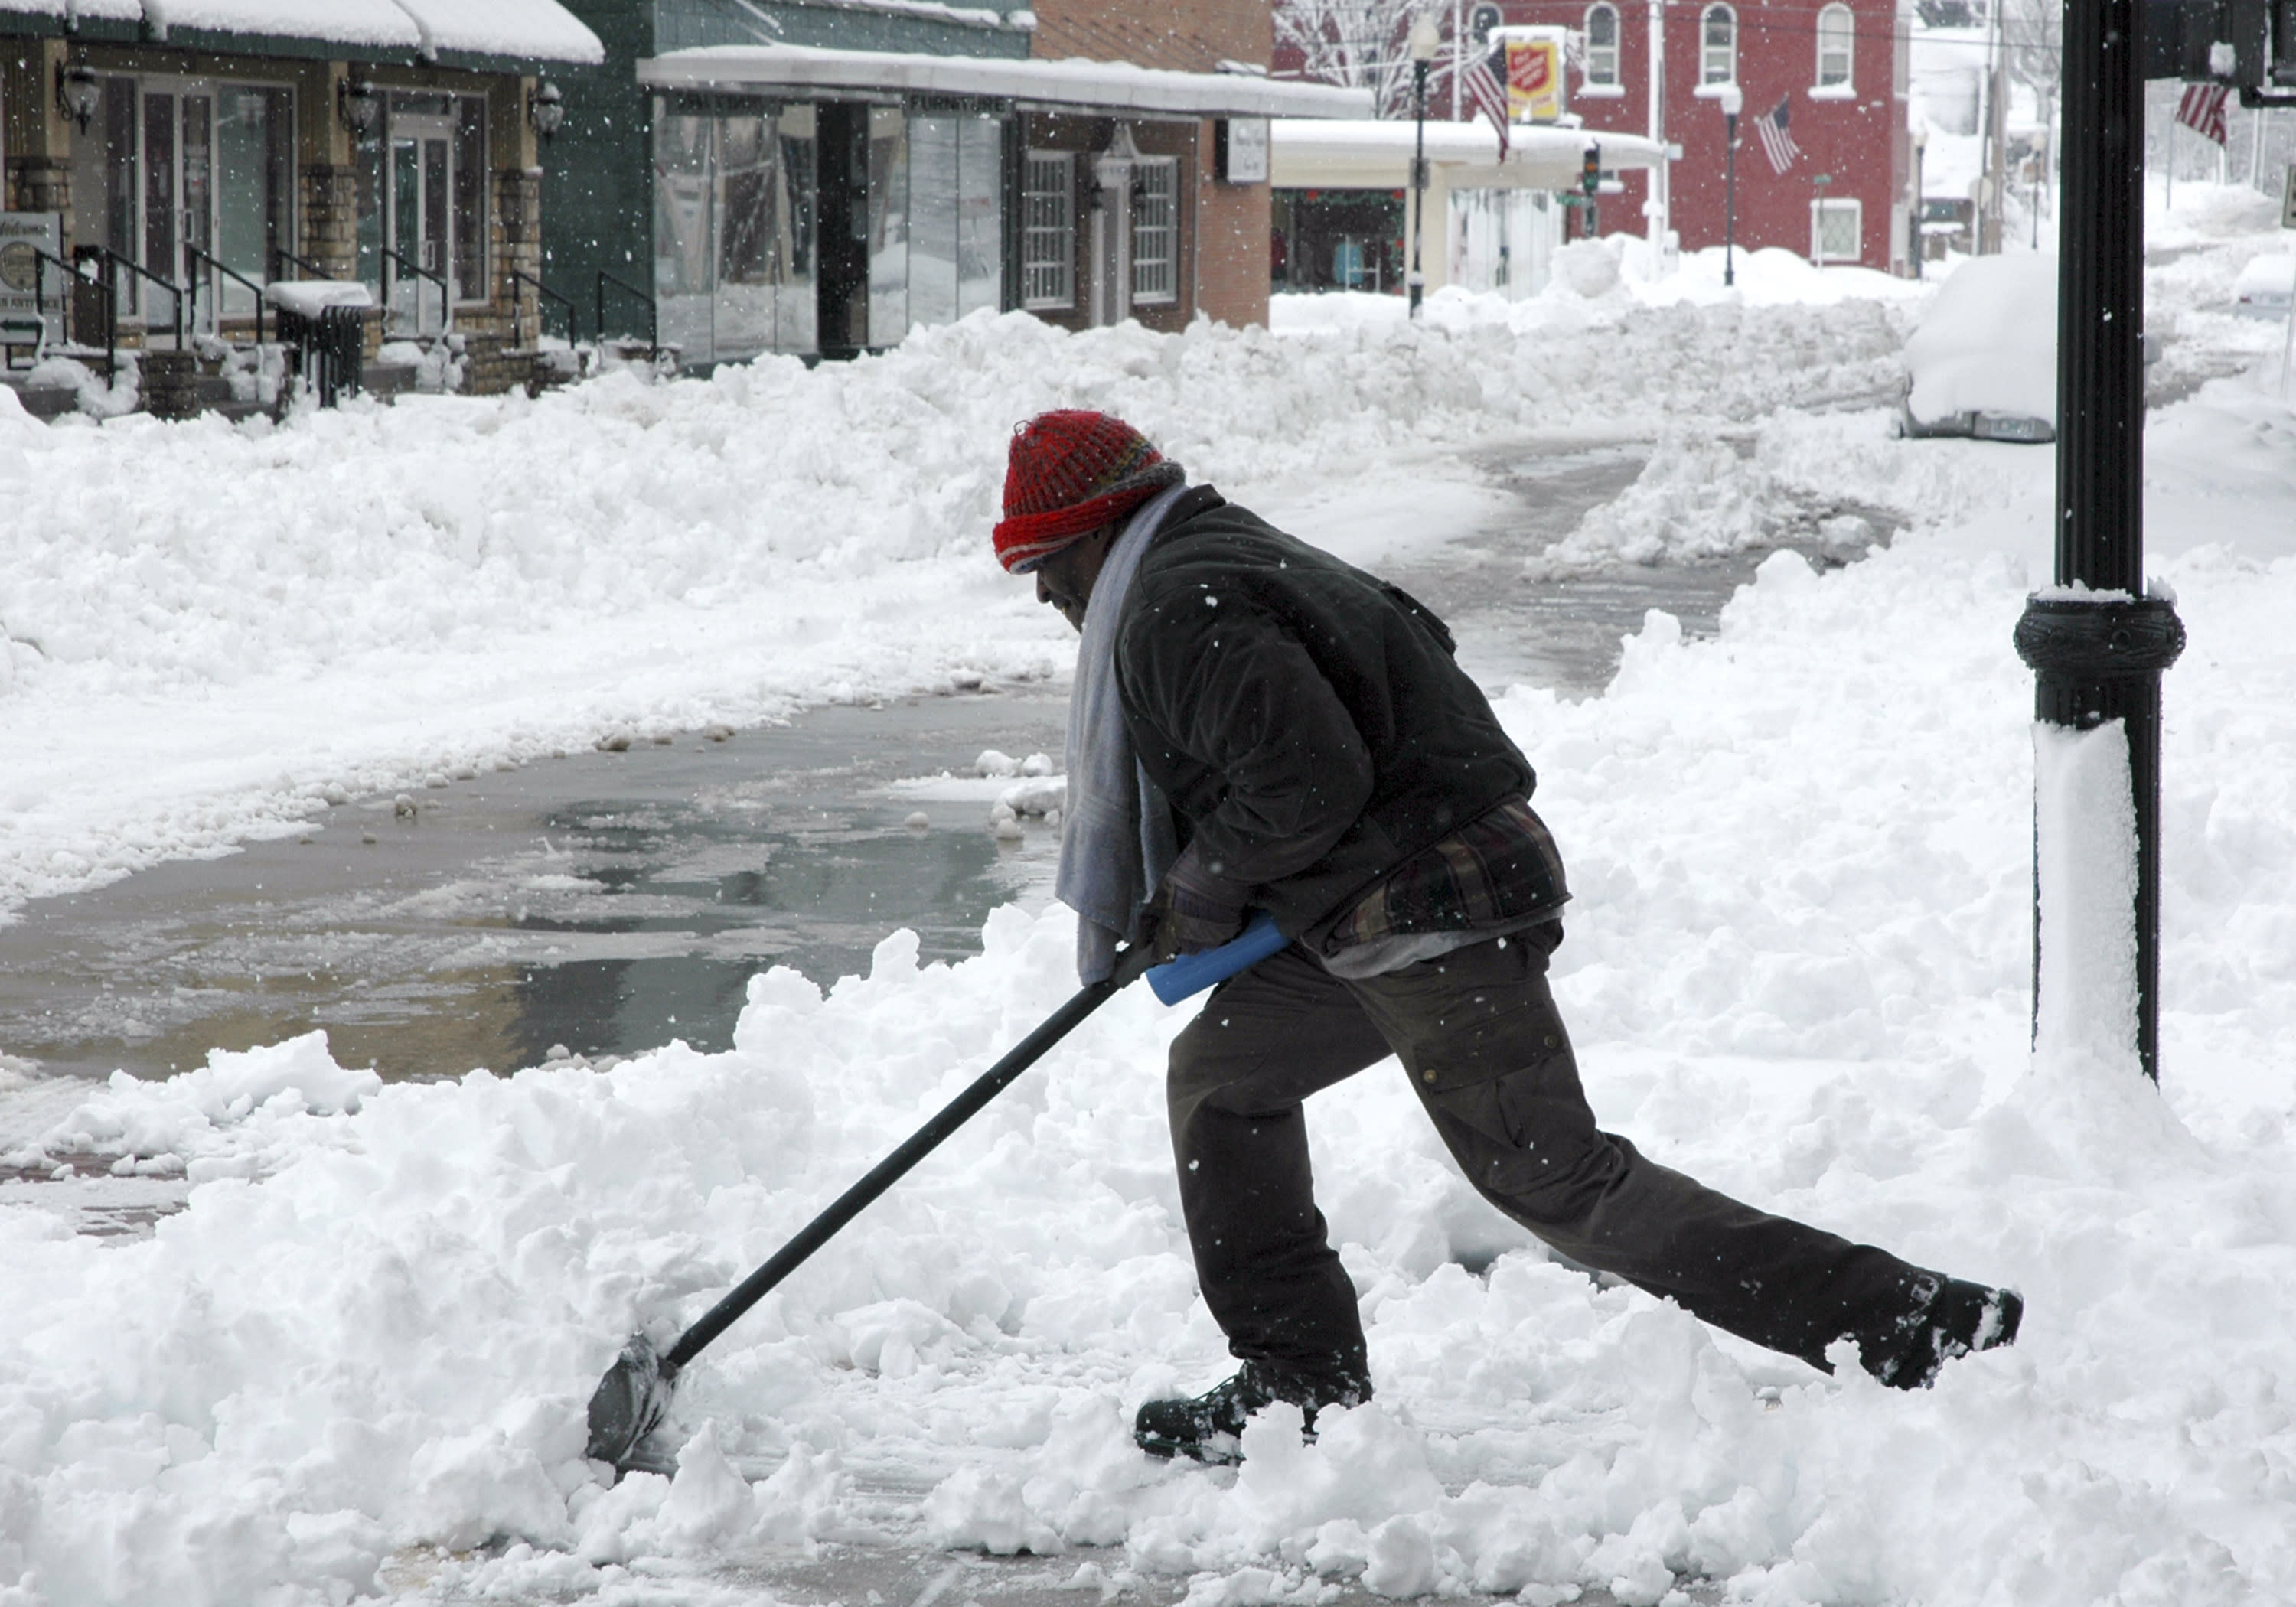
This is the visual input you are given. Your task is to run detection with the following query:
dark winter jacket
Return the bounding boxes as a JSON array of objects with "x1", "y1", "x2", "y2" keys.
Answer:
[{"x1": 1112, "y1": 487, "x2": 1538, "y2": 950}]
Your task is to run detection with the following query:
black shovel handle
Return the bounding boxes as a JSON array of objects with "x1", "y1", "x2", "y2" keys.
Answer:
[{"x1": 660, "y1": 942, "x2": 1156, "y2": 1374}]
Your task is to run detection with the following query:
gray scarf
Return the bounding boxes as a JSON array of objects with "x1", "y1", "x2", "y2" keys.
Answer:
[{"x1": 1055, "y1": 481, "x2": 1189, "y2": 983}]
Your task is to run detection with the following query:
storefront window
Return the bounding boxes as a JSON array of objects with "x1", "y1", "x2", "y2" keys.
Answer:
[
  {"x1": 868, "y1": 107, "x2": 910, "y2": 347},
  {"x1": 67, "y1": 73, "x2": 292, "y2": 328}
]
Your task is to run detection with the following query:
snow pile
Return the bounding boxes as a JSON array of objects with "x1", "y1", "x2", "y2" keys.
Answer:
[
  {"x1": 7, "y1": 1033, "x2": 380, "y2": 1184},
  {"x1": 1528, "y1": 428, "x2": 1785, "y2": 572},
  {"x1": 3, "y1": 194, "x2": 2295, "y2": 1607},
  {"x1": 4, "y1": 461, "x2": 2296, "y2": 1600}
]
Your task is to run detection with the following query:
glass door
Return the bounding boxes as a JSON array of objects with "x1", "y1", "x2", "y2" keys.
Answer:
[{"x1": 388, "y1": 112, "x2": 456, "y2": 333}]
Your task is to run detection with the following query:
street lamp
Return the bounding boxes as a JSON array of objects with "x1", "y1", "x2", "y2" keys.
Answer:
[
  {"x1": 1407, "y1": 15, "x2": 1440, "y2": 319},
  {"x1": 1912, "y1": 122, "x2": 1928, "y2": 280},
  {"x1": 1717, "y1": 83, "x2": 1742, "y2": 288}
]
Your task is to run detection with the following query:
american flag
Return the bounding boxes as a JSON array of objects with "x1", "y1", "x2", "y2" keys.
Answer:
[
  {"x1": 1462, "y1": 45, "x2": 1509, "y2": 164},
  {"x1": 1753, "y1": 95, "x2": 1801, "y2": 174},
  {"x1": 2176, "y1": 83, "x2": 2232, "y2": 145}
]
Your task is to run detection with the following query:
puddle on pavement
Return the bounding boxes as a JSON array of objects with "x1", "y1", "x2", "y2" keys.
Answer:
[{"x1": 0, "y1": 694, "x2": 1069, "y2": 1091}]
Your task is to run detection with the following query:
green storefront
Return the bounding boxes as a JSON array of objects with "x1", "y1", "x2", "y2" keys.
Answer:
[{"x1": 543, "y1": 0, "x2": 1031, "y2": 363}]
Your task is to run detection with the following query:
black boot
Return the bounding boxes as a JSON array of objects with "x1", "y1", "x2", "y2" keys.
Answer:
[
  {"x1": 1133, "y1": 1358, "x2": 1369, "y2": 1464},
  {"x1": 1857, "y1": 1276, "x2": 2023, "y2": 1389}
]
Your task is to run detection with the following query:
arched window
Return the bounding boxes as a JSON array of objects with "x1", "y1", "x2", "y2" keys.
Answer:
[
  {"x1": 1815, "y1": 3, "x2": 1854, "y2": 87},
  {"x1": 1584, "y1": 3, "x2": 1621, "y2": 86},
  {"x1": 1701, "y1": 4, "x2": 1737, "y2": 84}
]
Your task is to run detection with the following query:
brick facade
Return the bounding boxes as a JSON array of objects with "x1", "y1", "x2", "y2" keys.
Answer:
[
  {"x1": 1028, "y1": 0, "x2": 1275, "y2": 328},
  {"x1": 1032, "y1": 0, "x2": 1270, "y2": 73},
  {"x1": 1473, "y1": 0, "x2": 1909, "y2": 272}
]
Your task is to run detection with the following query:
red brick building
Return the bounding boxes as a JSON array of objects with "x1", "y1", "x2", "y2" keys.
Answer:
[
  {"x1": 1330, "y1": 0, "x2": 1913, "y2": 274},
  {"x1": 1029, "y1": 0, "x2": 1282, "y2": 330}
]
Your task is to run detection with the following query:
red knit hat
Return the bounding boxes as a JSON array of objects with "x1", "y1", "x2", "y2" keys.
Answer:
[{"x1": 993, "y1": 410, "x2": 1185, "y2": 573}]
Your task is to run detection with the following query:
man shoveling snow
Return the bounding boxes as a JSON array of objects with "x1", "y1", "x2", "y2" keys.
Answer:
[{"x1": 995, "y1": 409, "x2": 2022, "y2": 1465}]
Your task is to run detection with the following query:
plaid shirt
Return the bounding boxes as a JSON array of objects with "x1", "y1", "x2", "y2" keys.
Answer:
[{"x1": 1325, "y1": 796, "x2": 1570, "y2": 953}]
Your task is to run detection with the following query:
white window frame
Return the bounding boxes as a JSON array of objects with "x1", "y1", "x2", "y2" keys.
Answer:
[
  {"x1": 1814, "y1": 3, "x2": 1856, "y2": 94},
  {"x1": 1130, "y1": 155, "x2": 1178, "y2": 305},
  {"x1": 1700, "y1": 3, "x2": 1737, "y2": 85},
  {"x1": 1021, "y1": 149, "x2": 1075, "y2": 311},
  {"x1": 1583, "y1": 3, "x2": 1622, "y2": 87},
  {"x1": 1811, "y1": 196, "x2": 1861, "y2": 264}
]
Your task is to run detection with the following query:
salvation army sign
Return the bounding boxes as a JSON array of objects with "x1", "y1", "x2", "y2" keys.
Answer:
[{"x1": 1505, "y1": 36, "x2": 1567, "y2": 124}]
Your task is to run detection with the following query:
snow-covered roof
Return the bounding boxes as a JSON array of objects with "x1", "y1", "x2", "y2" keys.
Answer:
[
  {"x1": 3, "y1": 0, "x2": 602, "y2": 64},
  {"x1": 390, "y1": 0, "x2": 604, "y2": 64},
  {"x1": 641, "y1": 44, "x2": 1371, "y2": 119},
  {"x1": 0, "y1": 0, "x2": 143, "y2": 24},
  {"x1": 1272, "y1": 117, "x2": 1667, "y2": 192},
  {"x1": 143, "y1": 0, "x2": 421, "y2": 51}
]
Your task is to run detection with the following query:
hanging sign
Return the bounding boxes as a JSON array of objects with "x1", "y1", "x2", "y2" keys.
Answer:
[{"x1": 1505, "y1": 36, "x2": 1567, "y2": 124}]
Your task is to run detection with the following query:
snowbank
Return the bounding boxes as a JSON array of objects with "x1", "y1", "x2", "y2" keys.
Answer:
[
  {"x1": 4, "y1": 423, "x2": 2296, "y2": 1600},
  {"x1": 2, "y1": 200, "x2": 2294, "y2": 1607}
]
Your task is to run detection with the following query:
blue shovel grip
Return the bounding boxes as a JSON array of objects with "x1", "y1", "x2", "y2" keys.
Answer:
[{"x1": 1144, "y1": 911, "x2": 1290, "y2": 1006}]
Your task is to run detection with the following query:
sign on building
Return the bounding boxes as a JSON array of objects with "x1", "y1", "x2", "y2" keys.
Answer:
[
  {"x1": 1219, "y1": 119, "x2": 1270, "y2": 185},
  {"x1": 1503, "y1": 32, "x2": 1568, "y2": 124},
  {"x1": 0, "y1": 213, "x2": 64, "y2": 357}
]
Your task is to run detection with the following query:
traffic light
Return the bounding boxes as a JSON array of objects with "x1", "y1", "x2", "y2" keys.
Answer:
[{"x1": 1581, "y1": 143, "x2": 1602, "y2": 197}]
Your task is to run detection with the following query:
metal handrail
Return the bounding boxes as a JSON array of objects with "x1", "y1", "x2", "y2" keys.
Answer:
[
  {"x1": 380, "y1": 245, "x2": 450, "y2": 335},
  {"x1": 595, "y1": 269, "x2": 658, "y2": 363},
  {"x1": 83, "y1": 247, "x2": 188, "y2": 381},
  {"x1": 270, "y1": 246, "x2": 338, "y2": 282},
  {"x1": 509, "y1": 268, "x2": 576, "y2": 347},
  {"x1": 183, "y1": 244, "x2": 268, "y2": 349},
  {"x1": 23, "y1": 246, "x2": 74, "y2": 358}
]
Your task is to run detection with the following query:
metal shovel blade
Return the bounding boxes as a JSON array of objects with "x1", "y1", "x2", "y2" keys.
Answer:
[{"x1": 585, "y1": 1334, "x2": 677, "y2": 1472}]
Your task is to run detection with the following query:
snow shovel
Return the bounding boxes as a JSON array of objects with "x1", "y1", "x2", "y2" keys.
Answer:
[{"x1": 583, "y1": 912, "x2": 1290, "y2": 1473}]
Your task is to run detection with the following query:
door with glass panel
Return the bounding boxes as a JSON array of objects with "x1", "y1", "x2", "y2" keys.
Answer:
[
  {"x1": 387, "y1": 112, "x2": 458, "y2": 333},
  {"x1": 86, "y1": 80, "x2": 294, "y2": 336}
]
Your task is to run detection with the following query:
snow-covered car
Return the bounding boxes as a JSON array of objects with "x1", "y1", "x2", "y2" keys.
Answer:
[
  {"x1": 2231, "y1": 254, "x2": 2295, "y2": 321},
  {"x1": 1901, "y1": 253, "x2": 2059, "y2": 443}
]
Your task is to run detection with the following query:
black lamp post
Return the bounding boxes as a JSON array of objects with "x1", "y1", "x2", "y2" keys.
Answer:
[
  {"x1": 2011, "y1": 0, "x2": 2184, "y2": 1081},
  {"x1": 1912, "y1": 122, "x2": 1927, "y2": 280},
  {"x1": 1407, "y1": 16, "x2": 1440, "y2": 319},
  {"x1": 1718, "y1": 82, "x2": 1741, "y2": 287}
]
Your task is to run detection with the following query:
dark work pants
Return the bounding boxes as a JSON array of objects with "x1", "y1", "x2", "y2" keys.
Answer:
[{"x1": 1166, "y1": 926, "x2": 1938, "y2": 1388}]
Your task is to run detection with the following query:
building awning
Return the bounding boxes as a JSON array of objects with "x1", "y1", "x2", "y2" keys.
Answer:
[
  {"x1": 1272, "y1": 117, "x2": 1668, "y2": 192},
  {"x1": 640, "y1": 44, "x2": 1372, "y2": 119},
  {"x1": 0, "y1": 0, "x2": 602, "y2": 67}
]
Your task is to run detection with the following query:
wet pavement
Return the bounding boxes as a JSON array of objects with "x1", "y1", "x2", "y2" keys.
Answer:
[{"x1": 0, "y1": 693, "x2": 1070, "y2": 1090}]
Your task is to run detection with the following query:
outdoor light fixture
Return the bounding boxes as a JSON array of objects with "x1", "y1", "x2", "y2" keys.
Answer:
[
  {"x1": 56, "y1": 63, "x2": 100, "y2": 134},
  {"x1": 338, "y1": 77, "x2": 382, "y2": 139},
  {"x1": 1717, "y1": 81, "x2": 1743, "y2": 288},
  {"x1": 528, "y1": 80, "x2": 566, "y2": 142},
  {"x1": 1407, "y1": 15, "x2": 1441, "y2": 319}
]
